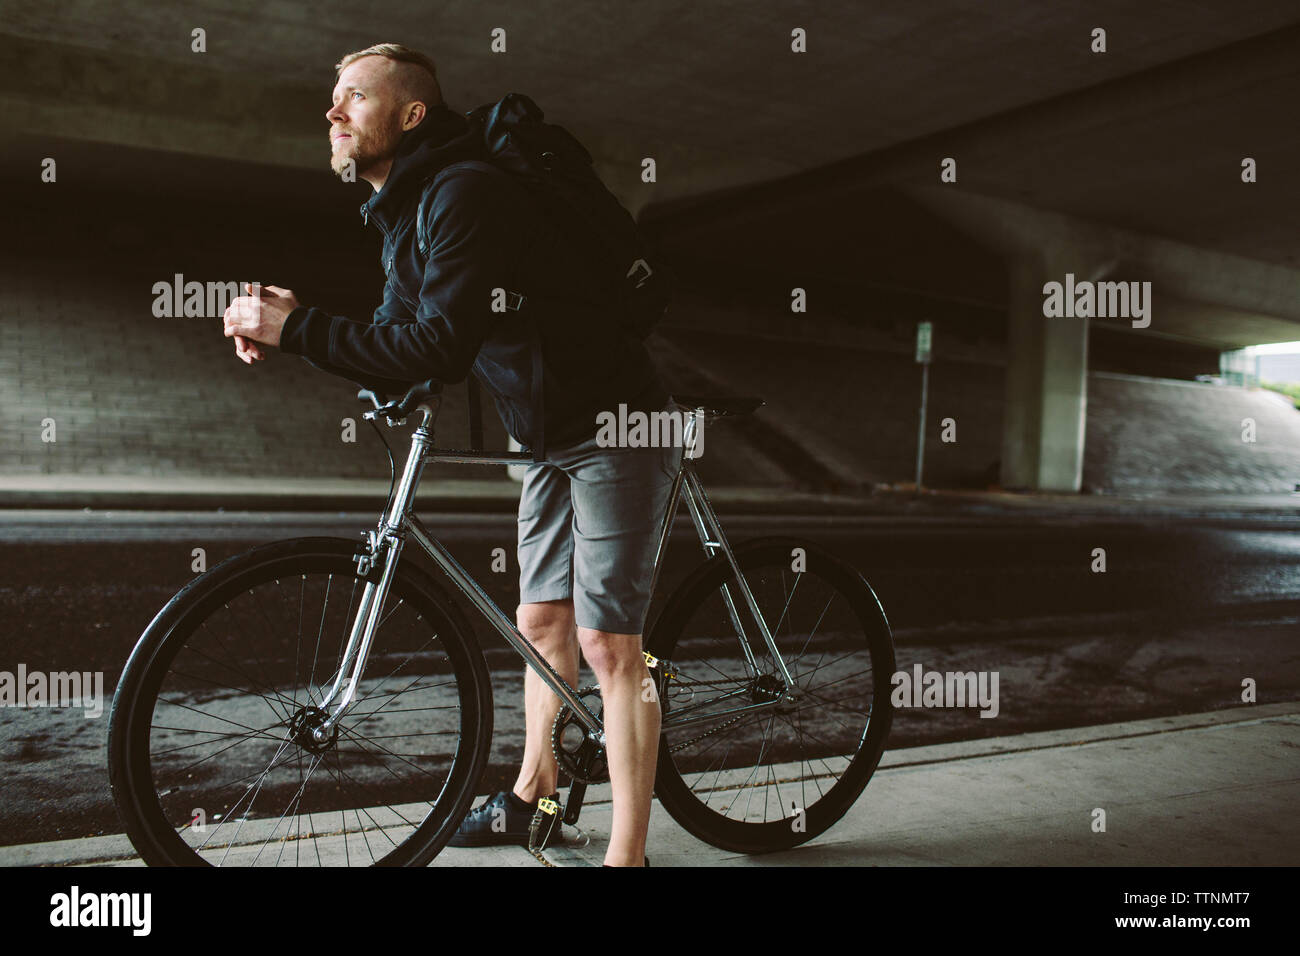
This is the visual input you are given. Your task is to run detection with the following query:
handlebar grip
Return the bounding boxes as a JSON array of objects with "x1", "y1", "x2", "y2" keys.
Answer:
[
  {"x1": 359, "y1": 379, "x2": 442, "y2": 421},
  {"x1": 357, "y1": 388, "x2": 386, "y2": 408},
  {"x1": 391, "y1": 378, "x2": 443, "y2": 416}
]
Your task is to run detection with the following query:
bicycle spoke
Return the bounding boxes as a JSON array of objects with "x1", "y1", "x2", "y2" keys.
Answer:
[
  {"x1": 305, "y1": 572, "x2": 336, "y2": 708},
  {"x1": 321, "y1": 747, "x2": 427, "y2": 832},
  {"x1": 252, "y1": 751, "x2": 326, "y2": 866},
  {"x1": 193, "y1": 622, "x2": 300, "y2": 722},
  {"x1": 335, "y1": 724, "x2": 450, "y2": 785},
  {"x1": 149, "y1": 721, "x2": 286, "y2": 755},
  {"x1": 166, "y1": 659, "x2": 299, "y2": 721}
]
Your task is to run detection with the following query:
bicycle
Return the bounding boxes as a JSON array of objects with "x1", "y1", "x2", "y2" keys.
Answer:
[{"x1": 107, "y1": 379, "x2": 896, "y2": 865}]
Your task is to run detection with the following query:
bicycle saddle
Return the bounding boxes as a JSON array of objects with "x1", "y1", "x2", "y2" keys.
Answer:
[{"x1": 669, "y1": 394, "x2": 765, "y2": 418}]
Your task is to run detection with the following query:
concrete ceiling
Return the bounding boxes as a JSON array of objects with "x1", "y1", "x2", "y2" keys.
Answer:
[
  {"x1": 3, "y1": 1, "x2": 1299, "y2": 346},
  {"x1": 648, "y1": 20, "x2": 1300, "y2": 266},
  {"x1": 4, "y1": 0, "x2": 1298, "y2": 204}
]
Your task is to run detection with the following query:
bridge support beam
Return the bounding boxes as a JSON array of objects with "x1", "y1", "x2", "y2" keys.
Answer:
[{"x1": 1001, "y1": 251, "x2": 1090, "y2": 492}]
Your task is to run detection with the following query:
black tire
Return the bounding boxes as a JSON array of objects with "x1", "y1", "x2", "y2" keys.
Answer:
[
  {"x1": 647, "y1": 537, "x2": 894, "y2": 854},
  {"x1": 108, "y1": 536, "x2": 492, "y2": 866}
]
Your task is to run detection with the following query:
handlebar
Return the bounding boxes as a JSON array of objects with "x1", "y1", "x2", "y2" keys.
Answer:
[{"x1": 358, "y1": 378, "x2": 443, "y2": 423}]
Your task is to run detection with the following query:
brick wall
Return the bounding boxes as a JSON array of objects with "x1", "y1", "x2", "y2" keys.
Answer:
[{"x1": 3, "y1": 254, "x2": 1297, "y2": 494}]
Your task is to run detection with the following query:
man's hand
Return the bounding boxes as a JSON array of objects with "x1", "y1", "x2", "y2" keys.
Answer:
[
  {"x1": 223, "y1": 282, "x2": 300, "y2": 362},
  {"x1": 233, "y1": 333, "x2": 263, "y2": 364}
]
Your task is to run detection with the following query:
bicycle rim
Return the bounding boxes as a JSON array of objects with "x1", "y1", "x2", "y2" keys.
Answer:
[
  {"x1": 108, "y1": 538, "x2": 489, "y2": 866},
  {"x1": 648, "y1": 538, "x2": 894, "y2": 853}
]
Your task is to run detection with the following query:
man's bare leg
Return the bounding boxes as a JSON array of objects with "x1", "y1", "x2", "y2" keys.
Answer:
[
  {"x1": 512, "y1": 599, "x2": 579, "y2": 802},
  {"x1": 578, "y1": 628, "x2": 659, "y2": 867}
]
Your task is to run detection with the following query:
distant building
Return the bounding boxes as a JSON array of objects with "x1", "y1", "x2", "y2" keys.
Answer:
[{"x1": 1257, "y1": 353, "x2": 1300, "y2": 384}]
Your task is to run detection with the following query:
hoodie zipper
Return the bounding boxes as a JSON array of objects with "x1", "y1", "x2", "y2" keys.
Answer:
[{"x1": 366, "y1": 205, "x2": 394, "y2": 245}]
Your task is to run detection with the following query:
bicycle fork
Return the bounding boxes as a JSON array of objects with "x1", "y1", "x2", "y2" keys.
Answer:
[
  {"x1": 311, "y1": 403, "x2": 436, "y2": 739},
  {"x1": 312, "y1": 527, "x2": 406, "y2": 741}
]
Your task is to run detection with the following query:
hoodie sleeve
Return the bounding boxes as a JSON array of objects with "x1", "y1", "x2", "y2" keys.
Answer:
[
  {"x1": 280, "y1": 167, "x2": 534, "y2": 386},
  {"x1": 279, "y1": 278, "x2": 423, "y2": 396},
  {"x1": 286, "y1": 354, "x2": 419, "y2": 398}
]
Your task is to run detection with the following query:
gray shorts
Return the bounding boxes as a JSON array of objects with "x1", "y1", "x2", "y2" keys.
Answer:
[{"x1": 516, "y1": 419, "x2": 680, "y2": 634}]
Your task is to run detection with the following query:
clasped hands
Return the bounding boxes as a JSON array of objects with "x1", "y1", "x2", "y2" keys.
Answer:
[{"x1": 222, "y1": 282, "x2": 300, "y2": 364}]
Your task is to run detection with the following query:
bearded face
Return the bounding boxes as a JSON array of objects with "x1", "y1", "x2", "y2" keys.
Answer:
[
  {"x1": 329, "y1": 111, "x2": 402, "y2": 179},
  {"x1": 327, "y1": 56, "x2": 412, "y2": 183}
]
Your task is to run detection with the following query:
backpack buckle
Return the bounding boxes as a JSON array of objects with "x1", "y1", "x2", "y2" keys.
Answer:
[{"x1": 626, "y1": 258, "x2": 653, "y2": 289}]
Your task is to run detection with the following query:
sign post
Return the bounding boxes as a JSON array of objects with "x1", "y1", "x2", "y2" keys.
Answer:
[{"x1": 914, "y1": 321, "x2": 932, "y2": 490}]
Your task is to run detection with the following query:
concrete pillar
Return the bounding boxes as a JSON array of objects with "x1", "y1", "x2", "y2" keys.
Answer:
[{"x1": 1000, "y1": 252, "x2": 1089, "y2": 492}]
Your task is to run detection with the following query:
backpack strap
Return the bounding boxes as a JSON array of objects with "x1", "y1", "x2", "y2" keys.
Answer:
[
  {"x1": 529, "y1": 316, "x2": 545, "y2": 460},
  {"x1": 467, "y1": 373, "x2": 484, "y2": 451},
  {"x1": 415, "y1": 160, "x2": 520, "y2": 278}
]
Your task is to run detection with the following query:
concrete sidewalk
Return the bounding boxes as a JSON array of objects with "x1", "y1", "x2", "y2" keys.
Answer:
[{"x1": 4, "y1": 702, "x2": 1295, "y2": 867}]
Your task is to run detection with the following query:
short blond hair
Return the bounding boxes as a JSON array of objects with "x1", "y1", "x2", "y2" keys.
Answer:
[{"x1": 335, "y1": 43, "x2": 443, "y2": 108}]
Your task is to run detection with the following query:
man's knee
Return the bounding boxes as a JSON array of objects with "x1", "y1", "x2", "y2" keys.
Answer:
[
  {"x1": 517, "y1": 599, "x2": 575, "y2": 647},
  {"x1": 578, "y1": 629, "x2": 645, "y2": 681}
]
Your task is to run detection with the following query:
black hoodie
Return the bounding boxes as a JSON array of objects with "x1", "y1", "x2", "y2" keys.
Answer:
[{"x1": 280, "y1": 101, "x2": 667, "y2": 453}]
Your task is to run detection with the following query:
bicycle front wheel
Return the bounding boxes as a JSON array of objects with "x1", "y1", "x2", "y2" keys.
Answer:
[
  {"x1": 647, "y1": 537, "x2": 894, "y2": 853},
  {"x1": 108, "y1": 536, "x2": 492, "y2": 866}
]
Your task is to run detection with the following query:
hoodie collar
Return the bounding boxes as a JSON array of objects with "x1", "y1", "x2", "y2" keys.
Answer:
[{"x1": 360, "y1": 103, "x2": 481, "y2": 231}]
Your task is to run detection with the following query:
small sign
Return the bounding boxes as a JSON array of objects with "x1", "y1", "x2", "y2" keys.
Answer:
[{"x1": 915, "y1": 321, "x2": 932, "y2": 364}]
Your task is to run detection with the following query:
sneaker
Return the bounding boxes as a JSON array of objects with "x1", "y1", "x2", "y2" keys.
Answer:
[{"x1": 447, "y1": 790, "x2": 561, "y2": 848}]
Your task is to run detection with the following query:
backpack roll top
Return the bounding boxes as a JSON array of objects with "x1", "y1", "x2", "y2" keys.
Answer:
[{"x1": 417, "y1": 92, "x2": 674, "y2": 340}]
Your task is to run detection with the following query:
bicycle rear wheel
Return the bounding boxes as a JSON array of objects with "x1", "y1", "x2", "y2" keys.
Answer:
[
  {"x1": 108, "y1": 536, "x2": 492, "y2": 866},
  {"x1": 647, "y1": 537, "x2": 894, "y2": 853}
]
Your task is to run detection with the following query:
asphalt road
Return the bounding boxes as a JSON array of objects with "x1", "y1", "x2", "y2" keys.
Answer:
[{"x1": 1, "y1": 508, "x2": 1297, "y2": 846}]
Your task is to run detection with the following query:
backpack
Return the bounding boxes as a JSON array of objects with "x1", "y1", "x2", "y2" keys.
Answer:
[
  {"x1": 413, "y1": 93, "x2": 674, "y2": 455},
  {"x1": 415, "y1": 93, "x2": 674, "y2": 340}
]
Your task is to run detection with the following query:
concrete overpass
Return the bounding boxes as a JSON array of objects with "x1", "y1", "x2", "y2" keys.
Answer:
[{"x1": 3, "y1": 1, "x2": 1299, "y2": 492}]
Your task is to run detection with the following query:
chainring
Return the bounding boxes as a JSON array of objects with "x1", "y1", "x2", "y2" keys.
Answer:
[
  {"x1": 550, "y1": 685, "x2": 609, "y2": 785},
  {"x1": 549, "y1": 660, "x2": 677, "y2": 784}
]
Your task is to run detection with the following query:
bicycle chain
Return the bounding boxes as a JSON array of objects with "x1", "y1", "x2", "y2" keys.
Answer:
[
  {"x1": 550, "y1": 669, "x2": 767, "y2": 766},
  {"x1": 666, "y1": 710, "x2": 751, "y2": 753},
  {"x1": 661, "y1": 666, "x2": 807, "y2": 753},
  {"x1": 659, "y1": 672, "x2": 761, "y2": 753}
]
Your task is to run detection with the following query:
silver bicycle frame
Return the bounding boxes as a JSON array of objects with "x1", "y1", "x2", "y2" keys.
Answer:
[{"x1": 314, "y1": 398, "x2": 797, "y2": 743}]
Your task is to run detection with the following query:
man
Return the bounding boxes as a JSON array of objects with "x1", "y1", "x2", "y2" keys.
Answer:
[{"x1": 222, "y1": 43, "x2": 674, "y2": 867}]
